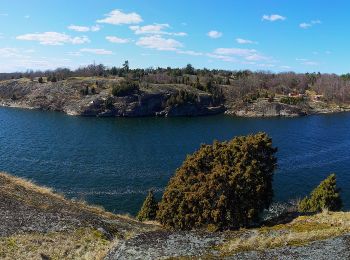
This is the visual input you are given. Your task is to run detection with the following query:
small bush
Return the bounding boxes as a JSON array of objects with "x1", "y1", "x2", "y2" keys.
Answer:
[
  {"x1": 137, "y1": 190, "x2": 158, "y2": 222},
  {"x1": 111, "y1": 80, "x2": 139, "y2": 97},
  {"x1": 157, "y1": 133, "x2": 277, "y2": 231},
  {"x1": 166, "y1": 90, "x2": 197, "y2": 107},
  {"x1": 280, "y1": 96, "x2": 304, "y2": 105},
  {"x1": 104, "y1": 97, "x2": 114, "y2": 110},
  {"x1": 298, "y1": 174, "x2": 343, "y2": 213}
]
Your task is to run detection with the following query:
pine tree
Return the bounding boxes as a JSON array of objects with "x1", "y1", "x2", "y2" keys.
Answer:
[
  {"x1": 137, "y1": 190, "x2": 158, "y2": 222},
  {"x1": 298, "y1": 174, "x2": 343, "y2": 213}
]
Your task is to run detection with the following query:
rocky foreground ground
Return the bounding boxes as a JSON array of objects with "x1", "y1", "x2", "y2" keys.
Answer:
[
  {"x1": 1, "y1": 171, "x2": 350, "y2": 259},
  {"x1": 1, "y1": 77, "x2": 347, "y2": 118}
]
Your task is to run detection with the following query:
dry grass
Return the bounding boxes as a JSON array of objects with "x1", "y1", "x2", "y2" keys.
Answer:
[
  {"x1": 0, "y1": 172, "x2": 63, "y2": 199},
  {"x1": 0, "y1": 172, "x2": 126, "y2": 220},
  {"x1": 0, "y1": 228, "x2": 112, "y2": 260},
  {"x1": 0, "y1": 173, "x2": 164, "y2": 232},
  {"x1": 220, "y1": 211, "x2": 350, "y2": 256},
  {"x1": 0, "y1": 172, "x2": 163, "y2": 259}
]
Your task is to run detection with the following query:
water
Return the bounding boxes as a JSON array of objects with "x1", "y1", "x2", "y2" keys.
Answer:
[{"x1": 1, "y1": 107, "x2": 350, "y2": 215}]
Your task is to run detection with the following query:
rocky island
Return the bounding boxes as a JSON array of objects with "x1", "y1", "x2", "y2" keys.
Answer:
[{"x1": 1, "y1": 66, "x2": 349, "y2": 118}]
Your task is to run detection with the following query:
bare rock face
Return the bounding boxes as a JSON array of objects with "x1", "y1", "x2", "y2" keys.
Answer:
[
  {"x1": 105, "y1": 230, "x2": 225, "y2": 260},
  {"x1": 0, "y1": 79, "x2": 225, "y2": 117},
  {"x1": 226, "y1": 100, "x2": 307, "y2": 117}
]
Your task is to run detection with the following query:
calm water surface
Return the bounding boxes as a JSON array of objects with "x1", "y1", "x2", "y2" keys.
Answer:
[{"x1": 1, "y1": 107, "x2": 350, "y2": 215}]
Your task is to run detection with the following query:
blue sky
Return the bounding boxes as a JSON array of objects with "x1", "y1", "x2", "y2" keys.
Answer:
[{"x1": 0, "y1": 0, "x2": 349, "y2": 73}]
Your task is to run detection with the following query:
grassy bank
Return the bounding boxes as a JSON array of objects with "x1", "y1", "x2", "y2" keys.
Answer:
[{"x1": 1, "y1": 171, "x2": 350, "y2": 259}]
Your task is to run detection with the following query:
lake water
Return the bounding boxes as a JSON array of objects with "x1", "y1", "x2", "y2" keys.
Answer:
[{"x1": 1, "y1": 107, "x2": 350, "y2": 215}]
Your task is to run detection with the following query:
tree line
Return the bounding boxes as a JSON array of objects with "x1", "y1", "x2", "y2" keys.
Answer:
[{"x1": 1, "y1": 62, "x2": 350, "y2": 103}]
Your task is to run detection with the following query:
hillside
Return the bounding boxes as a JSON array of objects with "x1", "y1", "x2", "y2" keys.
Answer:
[
  {"x1": 0, "y1": 75, "x2": 349, "y2": 117},
  {"x1": 0, "y1": 172, "x2": 159, "y2": 259},
  {"x1": 1, "y1": 172, "x2": 350, "y2": 259},
  {"x1": 0, "y1": 78, "x2": 224, "y2": 117}
]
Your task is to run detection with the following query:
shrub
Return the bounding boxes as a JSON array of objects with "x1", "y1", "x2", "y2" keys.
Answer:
[
  {"x1": 104, "y1": 97, "x2": 114, "y2": 110},
  {"x1": 111, "y1": 80, "x2": 139, "y2": 97},
  {"x1": 137, "y1": 190, "x2": 158, "y2": 222},
  {"x1": 157, "y1": 133, "x2": 277, "y2": 231},
  {"x1": 166, "y1": 90, "x2": 197, "y2": 107},
  {"x1": 80, "y1": 86, "x2": 89, "y2": 96},
  {"x1": 51, "y1": 76, "x2": 57, "y2": 82},
  {"x1": 298, "y1": 174, "x2": 343, "y2": 213},
  {"x1": 280, "y1": 96, "x2": 304, "y2": 105}
]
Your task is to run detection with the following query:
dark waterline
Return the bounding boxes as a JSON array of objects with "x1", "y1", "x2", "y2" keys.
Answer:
[{"x1": 1, "y1": 107, "x2": 350, "y2": 215}]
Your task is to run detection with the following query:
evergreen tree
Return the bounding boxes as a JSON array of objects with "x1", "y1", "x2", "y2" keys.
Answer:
[
  {"x1": 51, "y1": 75, "x2": 57, "y2": 82},
  {"x1": 137, "y1": 190, "x2": 158, "y2": 222},
  {"x1": 184, "y1": 64, "x2": 195, "y2": 75},
  {"x1": 111, "y1": 66, "x2": 118, "y2": 76},
  {"x1": 123, "y1": 60, "x2": 130, "y2": 73},
  {"x1": 298, "y1": 174, "x2": 342, "y2": 213},
  {"x1": 157, "y1": 133, "x2": 277, "y2": 231},
  {"x1": 38, "y1": 77, "x2": 44, "y2": 83}
]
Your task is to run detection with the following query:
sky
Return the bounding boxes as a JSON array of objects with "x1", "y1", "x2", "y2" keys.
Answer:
[{"x1": 0, "y1": 0, "x2": 349, "y2": 73}]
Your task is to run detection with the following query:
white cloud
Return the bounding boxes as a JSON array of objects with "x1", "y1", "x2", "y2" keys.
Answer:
[
  {"x1": 280, "y1": 65, "x2": 292, "y2": 70},
  {"x1": 300, "y1": 23, "x2": 311, "y2": 29},
  {"x1": 177, "y1": 50, "x2": 203, "y2": 56},
  {"x1": 257, "y1": 63, "x2": 275, "y2": 68},
  {"x1": 303, "y1": 61, "x2": 319, "y2": 66},
  {"x1": 207, "y1": 30, "x2": 223, "y2": 39},
  {"x1": 236, "y1": 38, "x2": 257, "y2": 44},
  {"x1": 0, "y1": 48, "x2": 35, "y2": 59},
  {"x1": 0, "y1": 48, "x2": 22, "y2": 58},
  {"x1": 296, "y1": 58, "x2": 319, "y2": 66},
  {"x1": 130, "y1": 24, "x2": 169, "y2": 34},
  {"x1": 214, "y1": 48, "x2": 257, "y2": 57},
  {"x1": 206, "y1": 53, "x2": 235, "y2": 62},
  {"x1": 262, "y1": 14, "x2": 286, "y2": 22},
  {"x1": 68, "y1": 25, "x2": 90, "y2": 32},
  {"x1": 91, "y1": 25, "x2": 101, "y2": 32},
  {"x1": 68, "y1": 25, "x2": 101, "y2": 32},
  {"x1": 136, "y1": 35, "x2": 183, "y2": 51},
  {"x1": 106, "y1": 36, "x2": 131, "y2": 43},
  {"x1": 174, "y1": 32, "x2": 187, "y2": 37},
  {"x1": 97, "y1": 9, "x2": 142, "y2": 25},
  {"x1": 245, "y1": 54, "x2": 268, "y2": 61},
  {"x1": 300, "y1": 20, "x2": 321, "y2": 29},
  {"x1": 129, "y1": 24, "x2": 187, "y2": 36},
  {"x1": 16, "y1": 32, "x2": 90, "y2": 45},
  {"x1": 210, "y1": 47, "x2": 270, "y2": 63},
  {"x1": 67, "y1": 51, "x2": 82, "y2": 57},
  {"x1": 80, "y1": 48, "x2": 113, "y2": 55}
]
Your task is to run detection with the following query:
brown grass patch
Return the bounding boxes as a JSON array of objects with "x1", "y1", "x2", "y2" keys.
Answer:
[
  {"x1": 219, "y1": 211, "x2": 350, "y2": 256},
  {"x1": 0, "y1": 228, "x2": 112, "y2": 260}
]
